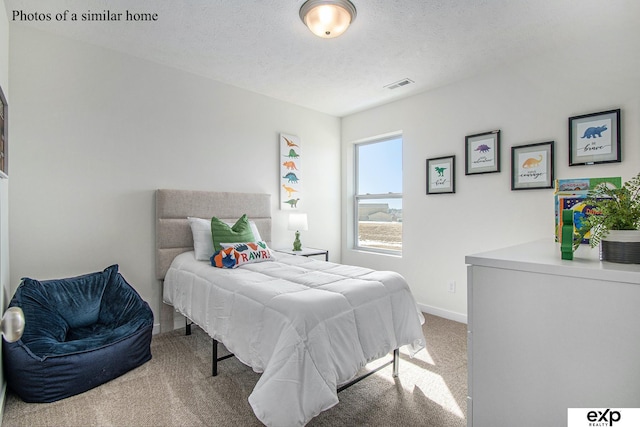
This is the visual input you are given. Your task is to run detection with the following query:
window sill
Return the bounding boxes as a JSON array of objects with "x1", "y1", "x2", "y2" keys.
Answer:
[{"x1": 350, "y1": 247, "x2": 402, "y2": 258}]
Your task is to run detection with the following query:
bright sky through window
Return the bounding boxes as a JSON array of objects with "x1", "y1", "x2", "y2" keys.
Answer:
[{"x1": 357, "y1": 137, "x2": 402, "y2": 208}]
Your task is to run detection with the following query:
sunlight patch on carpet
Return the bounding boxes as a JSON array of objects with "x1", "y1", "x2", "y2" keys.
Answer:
[
  {"x1": 374, "y1": 350, "x2": 465, "y2": 420},
  {"x1": 404, "y1": 345, "x2": 435, "y2": 365}
]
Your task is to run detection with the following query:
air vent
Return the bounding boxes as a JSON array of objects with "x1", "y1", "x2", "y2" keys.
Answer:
[{"x1": 384, "y1": 78, "x2": 414, "y2": 90}]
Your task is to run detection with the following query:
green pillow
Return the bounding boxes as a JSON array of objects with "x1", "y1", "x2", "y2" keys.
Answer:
[{"x1": 211, "y1": 214, "x2": 255, "y2": 251}]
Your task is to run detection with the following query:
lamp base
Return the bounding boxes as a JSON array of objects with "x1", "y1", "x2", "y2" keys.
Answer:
[{"x1": 292, "y1": 230, "x2": 302, "y2": 251}]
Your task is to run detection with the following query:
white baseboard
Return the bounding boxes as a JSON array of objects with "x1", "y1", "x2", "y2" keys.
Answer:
[
  {"x1": 152, "y1": 323, "x2": 161, "y2": 335},
  {"x1": 418, "y1": 302, "x2": 467, "y2": 324}
]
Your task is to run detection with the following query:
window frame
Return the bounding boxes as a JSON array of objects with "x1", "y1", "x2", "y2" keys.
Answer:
[{"x1": 353, "y1": 136, "x2": 403, "y2": 255}]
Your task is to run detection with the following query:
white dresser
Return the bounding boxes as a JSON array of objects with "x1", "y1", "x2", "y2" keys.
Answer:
[{"x1": 466, "y1": 240, "x2": 640, "y2": 427}]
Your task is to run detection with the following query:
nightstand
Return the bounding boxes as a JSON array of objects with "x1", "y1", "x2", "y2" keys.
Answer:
[{"x1": 275, "y1": 247, "x2": 328, "y2": 261}]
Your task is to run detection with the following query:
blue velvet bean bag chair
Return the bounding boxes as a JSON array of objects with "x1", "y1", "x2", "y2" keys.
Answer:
[{"x1": 3, "y1": 265, "x2": 153, "y2": 403}]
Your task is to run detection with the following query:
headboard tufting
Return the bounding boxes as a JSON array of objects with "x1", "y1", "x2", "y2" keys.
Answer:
[{"x1": 155, "y1": 189, "x2": 272, "y2": 280}]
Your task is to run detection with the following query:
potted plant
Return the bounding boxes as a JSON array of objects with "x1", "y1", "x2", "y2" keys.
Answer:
[{"x1": 574, "y1": 172, "x2": 640, "y2": 263}]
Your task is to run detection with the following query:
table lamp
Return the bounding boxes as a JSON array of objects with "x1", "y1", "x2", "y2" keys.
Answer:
[{"x1": 288, "y1": 213, "x2": 308, "y2": 251}]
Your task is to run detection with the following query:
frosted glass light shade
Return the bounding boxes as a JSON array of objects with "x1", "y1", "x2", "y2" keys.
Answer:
[
  {"x1": 1, "y1": 307, "x2": 25, "y2": 343},
  {"x1": 288, "y1": 213, "x2": 308, "y2": 231},
  {"x1": 300, "y1": 0, "x2": 357, "y2": 39}
]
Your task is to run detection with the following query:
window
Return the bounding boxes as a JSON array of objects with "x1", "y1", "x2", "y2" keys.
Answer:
[{"x1": 354, "y1": 136, "x2": 402, "y2": 254}]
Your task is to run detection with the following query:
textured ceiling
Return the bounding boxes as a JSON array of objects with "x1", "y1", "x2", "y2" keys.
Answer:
[{"x1": 4, "y1": 0, "x2": 638, "y2": 117}]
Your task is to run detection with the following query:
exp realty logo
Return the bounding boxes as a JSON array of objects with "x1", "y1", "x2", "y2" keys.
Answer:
[{"x1": 568, "y1": 408, "x2": 640, "y2": 427}]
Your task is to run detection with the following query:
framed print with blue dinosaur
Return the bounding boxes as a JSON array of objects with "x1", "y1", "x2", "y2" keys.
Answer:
[
  {"x1": 465, "y1": 130, "x2": 500, "y2": 175},
  {"x1": 569, "y1": 109, "x2": 620, "y2": 166},
  {"x1": 280, "y1": 133, "x2": 302, "y2": 210},
  {"x1": 511, "y1": 141, "x2": 554, "y2": 190},
  {"x1": 426, "y1": 155, "x2": 455, "y2": 194}
]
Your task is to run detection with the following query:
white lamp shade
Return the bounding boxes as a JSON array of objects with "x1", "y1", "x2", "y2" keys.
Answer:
[
  {"x1": 288, "y1": 213, "x2": 309, "y2": 231},
  {"x1": 1, "y1": 307, "x2": 25, "y2": 343},
  {"x1": 300, "y1": 0, "x2": 356, "y2": 39}
]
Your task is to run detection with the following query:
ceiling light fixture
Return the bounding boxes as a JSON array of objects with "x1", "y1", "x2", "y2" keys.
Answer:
[{"x1": 299, "y1": 0, "x2": 357, "y2": 39}]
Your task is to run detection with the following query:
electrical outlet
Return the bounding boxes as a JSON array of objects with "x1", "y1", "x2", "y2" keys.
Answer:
[{"x1": 448, "y1": 280, "x2": 456, "y2": 293}]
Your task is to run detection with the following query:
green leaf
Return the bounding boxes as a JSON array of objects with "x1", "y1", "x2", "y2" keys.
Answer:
[{"x1": 578, "y1": 172, "x2": 640, "y2": 248}]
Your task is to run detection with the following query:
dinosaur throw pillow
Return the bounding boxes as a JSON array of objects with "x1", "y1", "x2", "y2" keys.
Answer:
[{"x1": 211, "y1": 241, "x2": 273, "y2": 269}]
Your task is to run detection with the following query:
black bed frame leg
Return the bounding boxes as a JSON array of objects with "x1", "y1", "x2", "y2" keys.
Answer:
[
  {"x1": 183, "y1": 320, "x2": 222, "y2": 377},
  {"x1": 392, "y1": 348, "x2": 399, "y2": 377},
  {"x1": 337, "y1": 348, "x2": 400, "y2": 393},
  {"x1": 212, "y1": 339, "x2": 218, "y2": 376},
  {"x1": 210, "y1": 339, "x2": 234, "y2": 376}
]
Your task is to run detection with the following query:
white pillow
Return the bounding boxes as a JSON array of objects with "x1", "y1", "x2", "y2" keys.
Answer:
[
  {"x1": 188, "y1": 217, "x2": 214, "y2": 261},
  {"x1": 247, "y1": 221, "x2": 262, "y2": 242},
  {"x1": 187, "y1": 217, "x2": 263, "y2": 261}
]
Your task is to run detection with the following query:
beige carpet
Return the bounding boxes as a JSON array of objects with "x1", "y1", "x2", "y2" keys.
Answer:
[{"x1": 2, "y1": 313, "x2": 467, "y2": 427}]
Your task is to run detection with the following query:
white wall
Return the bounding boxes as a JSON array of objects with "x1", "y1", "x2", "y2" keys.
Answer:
[
  {"x1": 7, "y1": 8, "x2": 640, "y2": 330},
  {"x1": 342, "y1": 29, "x2": 640, "y2": 322},
  {"x1": 8, "y1": 25, "x2": 341, "y2": 332}
]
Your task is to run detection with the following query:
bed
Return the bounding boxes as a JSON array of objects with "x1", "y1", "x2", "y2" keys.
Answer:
[{"x1": 156, "y1": 189, "x2": 425, "y2": 426}]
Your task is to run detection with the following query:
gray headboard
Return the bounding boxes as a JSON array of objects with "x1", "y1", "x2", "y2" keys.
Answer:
[{"x1": 155, "y1": 189, "x2": 272, "y2": 280}]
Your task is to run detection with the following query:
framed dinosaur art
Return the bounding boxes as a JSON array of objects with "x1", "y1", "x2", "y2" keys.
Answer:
[
  {"x1": 280, "y1": 133, "x2": 302, "y2": 210},
  {"x1": 426, "y1": 155, "x2": 455, "y2": 194},
  {"x1": 511, "y1": 141, "x2": 554, "y2": 190},
  {"x1": 568, "y1": 108, "x2": 621, "y2": 166},
  {"x1": 465, "y1": 129, "x2": 501, "y2": 175}
]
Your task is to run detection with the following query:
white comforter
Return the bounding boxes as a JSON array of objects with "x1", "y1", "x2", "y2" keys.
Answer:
[{"x1": 163, "y1": 251, "x2": 425, "y2": 426}]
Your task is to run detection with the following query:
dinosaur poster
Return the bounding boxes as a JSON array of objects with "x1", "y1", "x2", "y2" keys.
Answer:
[
  {"x1": 568, "y1": 109, "x2": 620, "y2": 166},
  {"x1": 426, "y1": 155, "x2": 455, "y2": 194},
  {"x1": 465, "y1": 130, "x2": 500, "y2": 175},
  {"x1": 517, "y1": 150, "x2": 547, "y2": 184},
  {"x1": 511, "y1": 141, "x2": 554, "y2": 190},
  {"x1": 280, "y1": 133, "x2": 302, "y2": 210},
  {"x1": 575, "y1": 118, "x2": 612, "y2": 157},
  {"x1": 469, "y1": 137, "x2": 495, "y2": 168}
]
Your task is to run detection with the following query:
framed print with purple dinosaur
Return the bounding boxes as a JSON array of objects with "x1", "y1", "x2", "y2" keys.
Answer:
[
  {"x1": 465, "y1": 130, "x2": 500, "y2": 175},
  {"x1": 280, "y1": 133, "x2": 302, "y2": 210},
  {"x1": 427, "y1": 155, "x2": 455, "y2": 194},
  {"x1": 511, "y1": 141, "x2": 554, "y2": 190},
  {"x1": 569, "y1": 109, "x2": 620, "y2": 166}
]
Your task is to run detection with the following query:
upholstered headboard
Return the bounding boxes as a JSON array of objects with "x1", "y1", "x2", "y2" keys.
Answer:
[{"x1": 155, "y1": 189, "x2": 272, "y2": 280}]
